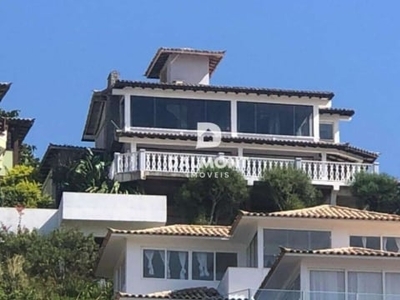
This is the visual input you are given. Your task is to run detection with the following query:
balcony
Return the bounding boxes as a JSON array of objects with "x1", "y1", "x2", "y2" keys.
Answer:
[{"x1": 109, "y1": 150, "x2": 378, "y2": 187}]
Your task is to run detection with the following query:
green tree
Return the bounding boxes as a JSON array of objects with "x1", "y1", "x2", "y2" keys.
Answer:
[
  {"x1": 250, "y1": 167, "x2": 321, "y2": 212},
  {"x1": 175, "y1": 166, "x2": 249, "y2": 225},
  {"x1": 0, "y1": 227, "x2": 112, "y2": 300},
  {"x1": 0, "y1": 165, "x2": 52, "y2": 208},
  {"x1": 351, "y1": 172, "x2": 400, "y2": 213}
]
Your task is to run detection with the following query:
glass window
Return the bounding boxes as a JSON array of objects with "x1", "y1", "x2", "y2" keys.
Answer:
[
  {"x1": 348, "y1": 272, "x2": 383, "y2": 300},
  {"x1": 216, "y1": 252, "x2": 237, "y2": 280},
  {"x1": 237, "y1": 102, "x2": 313, "y2": 136},
  {"x1": 320, "y1": 123, "x2": 334, "y2": 140},
  {"x1": 383, "y1": 237, "x2": 400, "y2": 252},
  {"x1": 247, "y1": 233, "x2": 258, "y2": 268},
  {"x1": 131, "y1": 96, "x2": 154, "y2": 127},
  {"x1": 263, "y1": 229, "x2": 331, "y2": 267},
  {"x1": 167, "y1": 251, "x2": 188, "y2": 280},
  {"x1": 192, "y1": 252, "x2": 214, "y2": 281},
  {"x1": 120, "y1": 99, "x2": 125, "y2": 128},
  {"x1": 350, "y1": 236, "x2": 381, "y2": 250},
  {"x1": 131, "y1": 96, "x2": 230, "y2": 131},
  {"x1": 143, "y1": 249, "x2": 165, "y2": 278},
  {"x1": 310, "y1": 270, "x2": 345, "y2": 300},
  {"x1": 385, "y1": 273, "x2": 400, "y2": 298}
]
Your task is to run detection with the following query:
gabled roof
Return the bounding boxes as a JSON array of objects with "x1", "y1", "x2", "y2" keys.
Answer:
[
  {"x1": 6, "y1": 117, "x2": 35, "y2": 142},
  {"x1": 38, "y1": 144, "x2": 105, "y2": 179},
  {"x1": 116, "y1": 130, "x2": 378, "y2": 162},
  {"x1": 281, "y1": 246, "x2": 400, "y2": 257},
  {"x1": 144, "y1": 47, "x2": 226, "y2": 79},
  {"x1": 239, "y1": 205, "x2": 400, "y2": 222},
  {"x1": 0, "y1": 82, "x2": 11, "y2": 102},
  {"x1": 113, "y1": 80, "x2": 335, "y2": 100},
  {"x1": 319, "y1": 107, "x2": 355, "y2": 117},
  {"x1": 109, "y1": 224, "x2": 230, "y2": 238},
  {"x1": 116, "y1": 287, "x2": 226, "y2": 300}
]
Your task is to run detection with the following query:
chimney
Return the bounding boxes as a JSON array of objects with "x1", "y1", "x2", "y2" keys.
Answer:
[
  {"x1": 144, "y1": 48, "x2": 225, "y2": 85},
  {"x1": 107, "y1": 71, "x2": 120, "y2": 88}
]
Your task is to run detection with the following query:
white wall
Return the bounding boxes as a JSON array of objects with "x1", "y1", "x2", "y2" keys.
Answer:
[
  {"x1": 165, "y1": 54, "x2": 210, "y2": 85},
  {"x1": 61, "y1": 192, "x2": 167, "y2": 223},
  {"x1": 0, "y1": 207, "x2": 59, "y2": 234},
  {"x1": 0, "y1": 192, "x2": 167, "y2": 237},
  {"x1": 124, "y1": 236, "x2": 246, "y2": 295}
]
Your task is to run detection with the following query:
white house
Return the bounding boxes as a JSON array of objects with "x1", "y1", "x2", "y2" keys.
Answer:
[
  {"x1": 95, "y1": 204, "x2": 400, "y2": 300},
  {"x1": 81, "y1": 47, "x2": 379, "y2": 206},
  {"x1": 0, "y1": 192, "x2": 167, "y2": 243}
]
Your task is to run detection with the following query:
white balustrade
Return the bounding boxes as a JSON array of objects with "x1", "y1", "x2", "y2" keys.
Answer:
[{"x1": 110, "y1": 151, "x2": 377, "y2": 185}]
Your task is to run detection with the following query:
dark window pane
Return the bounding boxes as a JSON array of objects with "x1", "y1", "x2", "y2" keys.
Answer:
[
  {"x1": 310, "y1": 231, "x2": 331, "y2": 249},
  {"x1": 206, "y1": 100, "x2": 231, "y2": 131},
  {"x1": 295, "y1": 106, "x2": 313, "y2": 136},
  {"x1": 264, "y1": 229, "x2": 331, "y2": 267},
  {"x1": 167, "y1": 251, "x2": 188, "y2": 280},
  {"x1": 216, "y1": 253, "x2": 237, "y2": 280},
  {"x1": 131, "y1": 96, "x2": 154, "y2": 127},
  {"x1": 143, "y1": 249, "x2": 165, "y2": 278},
  {"x1": 384, "y1": 237, "x2": 400, "y2": 252},
  {"x1": 320, "y1": 123, "x2": 334, "y2": 140},
  {"x1": 350, "y1": 236, "x2": 381, "y2": 250},
  {"x1": 192, "y1": 252, "x2": 214, "y2": 281},
  {"x1": 238, "y1": 102, "x2": 255, "y2": 133}
]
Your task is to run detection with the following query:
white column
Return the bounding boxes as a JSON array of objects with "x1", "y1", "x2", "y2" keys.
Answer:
[
  {"x1": 130, "y1": 142, "x2": 137, "y2": 152},
  {"x1": 257, "y1": 226, "x2": 264, "y2": 269},
  {"x1": 333, "y1": 121, "x2": 340, "y2": 143},
  {"x1": 313, "y1": 105, "x2": 320, "y2": 141},
  {"x1": 124, "y1": 94, "x2": 131, "y2": 131},
  {"x1": 231, "y1": 100, "x2": 237, "y2": 137},
  {"x1": 237, "y1": 146, "x2": 243, "y2": 156},
  {"x1": 321, "y1": 152, "x2": 328, "y2": 180}
]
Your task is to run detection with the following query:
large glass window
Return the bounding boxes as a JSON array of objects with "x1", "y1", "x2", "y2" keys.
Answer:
[
  {"x1": 237, "y1": 102, "x2": 313, "y2": 136},
  {"x1": 216, "y1": 252, "x2": 237, "y2": 280},
  {"x1": 350, "y1": 236, "x2": 381, "y2": 250},
  {"x1": 143, "y1": 249, "x2": 165, "y2": 278},
  {"x1": 131, "y1": 96, "x2": 230, "y2": 131},
  {"x1": 192, "y1": 252, "x2": 214, "y2": 281},
  {"x1": 247, "y1": 233, "x2": 258, "y2": 268},
  {"x1": 310, "y1": 270, "x2": 345, "y2": 300},
  {"x1": 348, "y1": 272, "x2": 383, "y2": 300},
  {"x1": 263, "y1": 229, "x2": 331, "y2": 267},
  {"x1": 167, "y1": 251, "x2": 188, "y2": 280},
  {"x1": 383, "y1": 237, "x2": 400, "y2": 252}
]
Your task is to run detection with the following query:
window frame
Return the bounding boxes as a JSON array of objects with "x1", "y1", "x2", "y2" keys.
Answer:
[
  {"x1": 349, "y1": 235, "x2": 400, "y2": 252},
  {"x1": 319, "y1": 122, "x2": 334, "y2": 141},
  {"x1": 141, "y1": 248, "x2": 238, "y2": 281}
]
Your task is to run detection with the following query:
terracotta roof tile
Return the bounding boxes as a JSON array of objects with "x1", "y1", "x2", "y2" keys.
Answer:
[
  {"x1": 0, "y1": 82, "x2": 11, "y2": 102},
  {"x1": 282, "y1": 246, "x2": 400, "y2": 257},
  {"x1": 114, "y1": 80, "x2": 334, "y2": 100},
  {"x1": 115, "y1": 130, "x2": 378, "y2": 162},
  {"x1": 240, "y1": 205, "x2": 400, "y2": 221},
  {"x1": 319, "y1": 107, "x2": 355, "y2": 117},
  {"x1": 116, "y1": 287, "x2": 225, "y2": 299},
  {"x1": 110, "y1": 224, "x2": 231, "y2": 238}
]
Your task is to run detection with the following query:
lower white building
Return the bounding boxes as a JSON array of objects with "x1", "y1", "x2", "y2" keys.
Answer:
[{"x1": 95, "y1": 205, "x2": 400, "y2": 300}]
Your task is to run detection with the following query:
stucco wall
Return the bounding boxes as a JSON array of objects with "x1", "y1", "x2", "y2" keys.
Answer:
[{"x1": 124, "y1": 236, "x2": 247, "y2": 295}]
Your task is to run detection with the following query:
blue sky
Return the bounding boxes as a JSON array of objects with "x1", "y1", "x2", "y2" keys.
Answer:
[{"x1": 1, "y1": 1, "x2": 399, "y2": 176}]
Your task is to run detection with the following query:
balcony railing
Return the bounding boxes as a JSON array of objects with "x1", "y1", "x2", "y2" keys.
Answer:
[
  {"x1": 109, "y1": 150, "x2": 378, "y2": 186},
  {"x1": 231, "y1": 288, "x2": 400, "y2": 300}
]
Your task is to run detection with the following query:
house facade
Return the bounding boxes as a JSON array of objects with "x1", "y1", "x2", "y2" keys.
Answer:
[
  {"x1": 81, "y1": 47, "x2": 379, "y2": 206},
  {"x1": 0, "y1": 82, "x2": 35, "y2": 176},
  {"x1": 95, "y1": 205, "x2": 400, "y2": 300}
]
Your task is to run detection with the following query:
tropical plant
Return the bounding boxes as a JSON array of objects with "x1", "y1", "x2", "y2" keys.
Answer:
[
  {"x1": 175, "y1": 166, "x2": 249, "y2": 225},
  {"x1": 351, "y1": 172, "x2": 400, "y2": 213},
  {"x1": 0, "y1": 227, "x2": 112, "y2": 299},
  {"x1": 250, "y1": 167, "x2": 321, "y2": 212},
  {"x1": 0, "y1": 165, "x2": 52, "y2": 208}
]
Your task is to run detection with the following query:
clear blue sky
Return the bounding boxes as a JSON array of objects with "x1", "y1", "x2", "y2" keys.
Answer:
[{"x1": 1, "y1": 1, "x2": 399, "y2": 176}]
